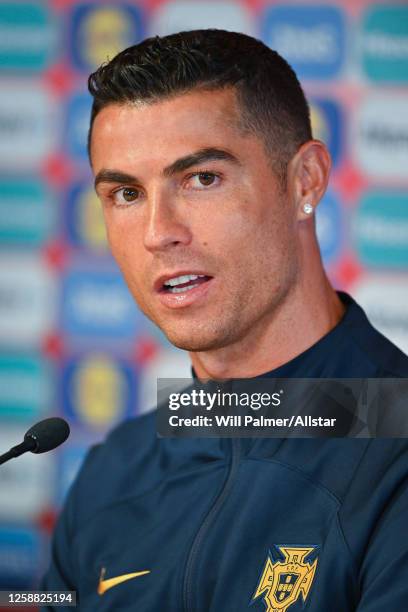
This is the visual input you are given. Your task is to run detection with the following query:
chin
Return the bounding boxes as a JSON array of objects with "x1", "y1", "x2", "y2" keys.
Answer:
[
  {"x1": 162, "y1": 323, "x2": 235, "y2": 353},
  {"x1": 165, "y1": 334, "x2": 220, "y2": 352}
]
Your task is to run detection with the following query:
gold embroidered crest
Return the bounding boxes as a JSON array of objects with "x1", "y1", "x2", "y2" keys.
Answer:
[{"x1": 252, "y1": 546, "x2": 318, "y2": 611}]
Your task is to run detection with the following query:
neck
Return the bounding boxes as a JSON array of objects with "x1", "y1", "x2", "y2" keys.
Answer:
[{"x1": 189, "y1": 238, "x2": 345, "y2": 380}]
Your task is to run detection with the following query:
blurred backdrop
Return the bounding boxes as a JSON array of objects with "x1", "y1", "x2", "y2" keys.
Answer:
[{"x1": 0, "y1": 0, "x2": 407, "y2": 599}]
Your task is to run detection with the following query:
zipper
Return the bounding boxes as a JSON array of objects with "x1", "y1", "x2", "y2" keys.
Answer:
[{"x1": 182, "y1": 437, "x2": 241, "y2": 612}]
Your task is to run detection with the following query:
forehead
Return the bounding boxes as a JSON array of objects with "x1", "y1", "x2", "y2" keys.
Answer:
[{"x1": 90, "y1": 88, "x2": 254, "y2": 171}]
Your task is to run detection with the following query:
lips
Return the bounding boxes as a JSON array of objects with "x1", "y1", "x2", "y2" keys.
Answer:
[
  {"x1": 154, "y1": 272, "x2": 213, "y2": 293},
  {"x1": 154, "y1": 271, "x2": 215, "y2": 309}
]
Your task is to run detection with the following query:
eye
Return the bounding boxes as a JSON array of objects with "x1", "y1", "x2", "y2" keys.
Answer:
[
  {"x1": 111, "y1": 186, "x2": 141, "y2": 206},
  {"x1": 187, "y1": 172, "x2": 221, "y2": 189}
]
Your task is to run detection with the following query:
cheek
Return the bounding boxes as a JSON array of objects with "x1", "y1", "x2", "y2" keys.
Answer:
[
  {"x1": 103, "y1": 221, "x2": 146, "y2": 285},
  {"x1": 104, "y1": 213, "x2": 137, "y2": 252},
  {"x1": 213, "y1": 197, "x2": 271, "y2": 250},
  {"x1": 219, "y1": 199, "x2": 291, "y2": 275}
]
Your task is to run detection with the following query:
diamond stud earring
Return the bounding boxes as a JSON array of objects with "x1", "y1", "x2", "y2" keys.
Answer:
[{"x1": 303, "y1": 203, "x2": 313, "y2": 215}]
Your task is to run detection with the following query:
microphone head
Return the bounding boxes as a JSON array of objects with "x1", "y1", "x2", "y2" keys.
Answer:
[{"x1": 24, "y1": 417, "x2": 70, "y2": 454}]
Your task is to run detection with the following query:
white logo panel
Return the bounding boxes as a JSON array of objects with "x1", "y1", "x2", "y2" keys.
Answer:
[
  {"x1": 354, "y1": 95, "x2": 408, "y2": 180},
  {"x1": 0, "y1": 83, "x2": 59, "y2": 168},
  {"x1": 0, "y1": 426, "x2": 54, "y2": 520},
  {"x1": 149, "y1": 0, "x2": 255, "y2": 37},
  {"x1": 139, "y1": 348, "x2": 192, "y2": 415},
  {"x1": 353, "y1": 276, "x2": 408, "y2": 354},
  {"x1": 0, "y1": 255, "x2": 57, "y2": 346}
]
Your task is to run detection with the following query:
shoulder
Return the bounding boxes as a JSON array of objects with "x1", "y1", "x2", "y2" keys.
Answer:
[
  {"x1": 338, "y1": 438, "x2": 408, "y2": 575},
  {"x1": 91, "y1": 410, "x2": 158, "y2": 471},
  {"x1": 339, "y1": 291, "x2": 408, "y2": 377},
  {"x1": 68, "y1": 412, "x2": 159, "y2": 527},
  {"x1": 66, "y1": 410, "x2": 210, "y2": 531}
]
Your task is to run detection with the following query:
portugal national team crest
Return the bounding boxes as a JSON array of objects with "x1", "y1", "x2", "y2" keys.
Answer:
[{"x1": 252, "y1": 546, "x2": 318, "y2": 611}]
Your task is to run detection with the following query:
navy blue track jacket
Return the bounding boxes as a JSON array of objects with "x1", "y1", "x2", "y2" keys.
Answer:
[{"x1": 42, "y1": 292, "x2": 408, "y2": 611}]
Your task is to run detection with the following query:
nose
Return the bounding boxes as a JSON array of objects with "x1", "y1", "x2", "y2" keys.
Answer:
[{"x1": 143, "y1": 188, "x2": 192, "y2": 253}]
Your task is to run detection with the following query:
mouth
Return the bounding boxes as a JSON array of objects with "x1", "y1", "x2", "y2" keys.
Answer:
[
  {"x1": 159, "y1": 273, "x2": 212, "y2": 294},
  {"x1": 154, "y1": 272, "x2": 214, "y2": 309}
]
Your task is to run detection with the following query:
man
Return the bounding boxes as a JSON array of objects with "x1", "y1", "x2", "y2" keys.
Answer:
[{"x1": 42, "y1": 31, "x2": 408, "y2": 611}]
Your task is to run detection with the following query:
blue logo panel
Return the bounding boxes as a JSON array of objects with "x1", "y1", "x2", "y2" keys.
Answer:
[
  {"x1": 261, "y1": 4, "x2": 345, "y2": 79},
  {"x1": 65, "y1": 92, "x2": 93, "y2": 162},
  {"x1": 69, "y1": 3, "x2": 145, "y2": 72},
  {"x1": 0, "y1": 526, "x2": 41, "y2": 589},
  {"x1": 316, "y1": 190, "x2": 343, "y2": 266},
  {"x1": 65, "y1": 180, "x2": 109, "y2": 252},
  {"x1": 61, "y1": 267, "x2": 146, "y2": 340},
  {"x1": 309, "y1": 98, "x2": 343, "y2": 168},
  {"x1": 57, "y1": 444, "x2": 89, "y2": 505}
]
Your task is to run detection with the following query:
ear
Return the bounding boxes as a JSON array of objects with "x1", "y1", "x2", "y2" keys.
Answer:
[{"x1": 287, "y1": 140, "x2": 332, "y2": 221}]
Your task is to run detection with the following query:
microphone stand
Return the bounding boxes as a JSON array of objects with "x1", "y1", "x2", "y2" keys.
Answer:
[{"x1": 0, "y1": 437, "x2": 37, "y2": 466}]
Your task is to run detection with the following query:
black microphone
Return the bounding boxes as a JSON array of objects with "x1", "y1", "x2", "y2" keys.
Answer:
[{"x1": 0, "y1": 417, "x2": 70, "y2": 466}]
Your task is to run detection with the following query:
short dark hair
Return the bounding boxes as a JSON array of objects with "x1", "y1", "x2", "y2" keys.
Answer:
[{"x1": 88, "y1": 29, "x2": 312, "y2": 183}]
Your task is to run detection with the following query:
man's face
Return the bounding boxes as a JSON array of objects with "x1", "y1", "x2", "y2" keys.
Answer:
[{"x1": 91, "y1": 88, "x2": 300, "y2": 351}]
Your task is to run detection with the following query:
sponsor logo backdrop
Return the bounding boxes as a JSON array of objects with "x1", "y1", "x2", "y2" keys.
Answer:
[{"x1": 0, "y1": 0, "x2": 407, "y2": 595}]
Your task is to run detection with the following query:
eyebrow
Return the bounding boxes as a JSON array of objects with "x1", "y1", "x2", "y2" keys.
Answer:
[{"x1": 94, "y1": 147, "x2": 240, "y2": 191}]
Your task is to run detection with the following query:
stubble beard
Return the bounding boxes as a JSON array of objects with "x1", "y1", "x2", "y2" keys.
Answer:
[{"x1": 151, "y1": 277, "x2": 291, "y2": 354}]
